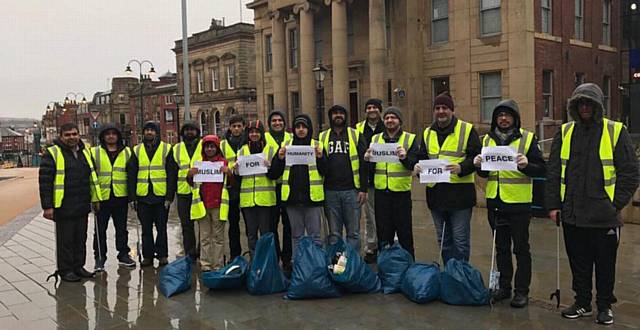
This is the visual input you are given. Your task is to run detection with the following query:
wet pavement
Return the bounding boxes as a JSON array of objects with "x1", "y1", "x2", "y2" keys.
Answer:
[{"x1": 0, "y1": 184, "x2": 639, "y2": 329}]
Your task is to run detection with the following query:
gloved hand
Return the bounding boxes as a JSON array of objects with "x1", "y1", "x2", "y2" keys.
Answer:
[{"x1": 516, "y1": 153, "x2": 528, "y2": 169}]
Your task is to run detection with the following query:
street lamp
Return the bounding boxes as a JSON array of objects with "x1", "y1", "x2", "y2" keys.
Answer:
[
  {"x1": 313, "y1": 61, "x2": 328, "y2": 130},
  {"x1": 125, "y1": 59, "x2": 155, "y2": 144}
]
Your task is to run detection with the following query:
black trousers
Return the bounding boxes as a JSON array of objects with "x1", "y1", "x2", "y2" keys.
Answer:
[
  {"x1": 271, "y1": 185, "x2": 292, "y2": 263},
  {"x1": 55, "y1": 211, "x2": 88, "y2": 273},
  {"x1": 177, "y1": 195, "x2": 197, "y2": 258},
  {"x1": 374, "y1": 190, "x2": 414, "y2": 258},
  {"x1": 228, "y1": 197, "x2": 243, "y2": 259},
  {"x1": 242, "y1": 206, "x2": 273, "y2": 254},
  {"x1": 563, "y1": 223, "x2": 620, "y2": 310},
  {"x1": 137, "y1": 202, "x2": 169, "y2": 259},
  {"x1": 488, "y1": 209, "x2": 532, "y2": 295},
  {"x1": 93, "y1": 200, "x2": 130, "y2": 261}
]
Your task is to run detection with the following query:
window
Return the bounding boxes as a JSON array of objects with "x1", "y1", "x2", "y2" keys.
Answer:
[
  {"x1": 602, "y1": 0, "x2": 611, "y2": 45},
  {"x1": 432, "y1": 0, "x2": 449, "y2": 43},
  {"x1": 575, "y1": 72, "x2": 585, "y2": 87},
  {"x1": 119, "y1": 113, "x2": 126, "y2": 125},
  {"x1": 541, "y1": 0, "x2": 552, "y2": 34},
  {"x1": 385, "y1": 0, "x2": 392, "y2": 49},
  {"x1": 165, "y1": 110, "x2": 174, "y2": 122},
  {"x1": 574, "y1": 0, "x2": 584, "y2": 40},
  {"x1": 347, "y1": 10, "x2": 355, "y2": 55},
  {"x1": 226, "y1": 65, "x2": 236, "y2": 89},
  {"x1": 200, "y1": 112, "x2": 208, "y2": 134},
  {"x1": 542, "y1": 70, "x2": 553, "y2": 118},
  {"x1": 265, "y1": 35, "x2": 273, "y2": 71},
  {"x1": 214, "y1": 111, "x2": 221, "y2": 135},
  {"x1": 211, "y1": 68, "x2": 220, "y2": 91},
  {"x1": 432, "y1": 76, "x2": 450, "y2": 100},
  {"x1": 267, "y1": 94, "x2": 275, "y2": 112},
  {"x1": 314, "y1": 17, "x2": 323, "y2": 62},
  {"x1": 387, "y1": 79, "x2": 393, "y2": 106},
  {"x1": 603, "y1": 76, "x2": 611, "y2": 116},
  {"x1": 289, "y1": 29, "x2": 298, "y2": 69},
  {"x1": 480, "y1": 72, "x2": 502, "y2": 122},
  {"x1": 480, "y1": 0, "x2": 501, "y2": 36},
  {"x1": 196, "y1": 70, "x2": 204, "y2": 93},
  {"x1": 291, "y1": 92, "x2": 300, "y2": 115}
]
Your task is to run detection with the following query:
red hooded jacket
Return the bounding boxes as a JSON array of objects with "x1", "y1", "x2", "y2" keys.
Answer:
[{"x1": 187, "y1": 135, "x2": 229, "y2": 209}]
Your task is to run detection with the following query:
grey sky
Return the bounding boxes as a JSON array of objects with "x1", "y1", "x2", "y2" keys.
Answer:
[{"x1": 0, "y1": 0, "x2": 253, "y2": 119}]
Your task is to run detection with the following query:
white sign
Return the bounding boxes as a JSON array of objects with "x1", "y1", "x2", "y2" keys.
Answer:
[
  {"x1": 285, "y1": 145, "x2": 316, "y2": 166},
  {"x1": 237, "y1": 154, "x2": 268, "y2": 176},
  {"x1": 419, "y1": 159, "x2": 450, "y2": 183},
  {"x1": 481, "y1": 146, "x2": 517, "y2": 171},
  {"x1": 193, "y1": 161, "x2": 224, "y2": 183},
  {"x1": 370, "y1": 143, "x2": 400, "y2": 163}
]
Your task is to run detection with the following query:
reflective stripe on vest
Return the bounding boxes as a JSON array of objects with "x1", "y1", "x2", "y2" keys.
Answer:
[
  {"x1": 91, "y1": 146, "x2": 130, "y2": 199},
  {"x1": 560, "y1": 119, "x2": 622, "y2": 202},
  {"x1": 173, "y1": 141, "x2": 203, "y2": 195},
  {"x1": 372, "y1": 132, "x2": 415, "y2": 192},
  {"x1": 220, "y1": 139, "x2": 237, "y2": 167},
  {"x1": 134, "y1": 141, "x2": 169, "y2": 197},
  {"x1": 422, "y1": 120, "x2": 475, "y2": 187},
  {"x1": 483, "y1": 130, "x2": 534, "y2": 203},
  {"x1": 319, "y1": 127, "x2": 361, "y2": 189},
  {"x1": 281, "y1": 140, "x2": 325, "y2": 201},
  {"x1": 237, "y1": 145, "x2": 277, "y2": 208},
  {"x1": 48, "y1": 145, "x2": 102, "y2": 208}
]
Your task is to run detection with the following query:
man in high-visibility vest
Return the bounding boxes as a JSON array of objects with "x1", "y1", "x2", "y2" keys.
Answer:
[
  {"x1": 127, "y1": 121, "x2": 177, "y2": 267},
  {"x1": 355, "y1": 98, "x2": 385, "y2": 263},
  {"x1": 546, "y1": 83, "x2": 638, "y2": 325},
  {"x1": 39, "y1": 123, "x2": 101, "y2": 282},
  {"x1": 220, "y1": 114, "x2": 245, "y2": 259},
  {"x1": 364, "y1": 107, "x2": 419, "y2": 257},
  {"x1": 172, "y1": 121, "x2": 202, "y2": 259},
  {"x1": 265, "y1": 110, "x2": 293, "y2": 271},
  {"x1": 415, "y1": 92, "x2": 481, "y2": 263},
  {"x1": 474, "y1": 100, "x2": 546, "y2": 308},
  {"x1": 91, "y1": 124, "x2": 136, "y2": 272}
]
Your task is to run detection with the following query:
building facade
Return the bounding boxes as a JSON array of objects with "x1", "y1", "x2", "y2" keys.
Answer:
[
  {"x1": 173, "y1": 20, "x2": 257, "y2": 136},
  {"x1": 129, "y1": 73, "x2": 179, "y2": 144},
  {"x1": 248, "y1": 0, "x2": 622, "y2": 137}
]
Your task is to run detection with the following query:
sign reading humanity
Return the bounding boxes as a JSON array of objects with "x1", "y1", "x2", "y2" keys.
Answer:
[
  {"x1": 193, "y1": 161, "x2": 224, "y2": 183},
  {"x1": 369, "y1": 143, "x2": 400, "y2": 163},
  {"x1": 285, "y1": 145, "x2": 316, "y2": 166},
  {"x1": 237, "y1": 154, "x2": 268, "y2": 176},
  {"x1": 481, "y1": 146, "x2": 517, "y2": 171}
]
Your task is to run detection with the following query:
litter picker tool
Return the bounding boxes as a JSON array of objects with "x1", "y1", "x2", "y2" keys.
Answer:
[
  {"x1": 46, "y1": 220, "x2": 60, "y2": 286},
  {"x1": 549, "y1": 215, "x2": 561, "y2": 309}
]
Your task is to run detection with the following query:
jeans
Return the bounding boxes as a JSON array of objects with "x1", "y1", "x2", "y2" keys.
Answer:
[
  {"x1": 363, "y1": 186, "x2": 377, "y2": 253},
  {"x1": 287, "y1": 206, "x2": 323, "y2": 258},
  {"x1": 93, "y1": 199, "x2": 130, "y2": 262},
  {"x1": 431, "y1": 208, "x2": 472, "y2": 263},
  {"x1": 137, "y1": 202, "x2": 169, "y2": 259},
  {"x1": 325, "y1": 189, "x2": 361, "y2": 252}
]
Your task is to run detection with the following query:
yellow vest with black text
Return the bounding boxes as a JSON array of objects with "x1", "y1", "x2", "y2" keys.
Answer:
[
  {"x1": 560, "y1": 118, "x2": 623, "y2": 202},
  {"x1": 47, "y1": 145, "x2": 102, "y2": 208},
  {"x1": 134, "y1": 142, "x2": 170, "y2": 197},
  {"x1": 422, "y1": 120, "x2": 475, "y2": 187},
  {"x1": 281, "y1": 139, "x2": 325, "y2": 202},
  {"x1": 483, "y1": 129, "x2": 534, "y2": 203},
  {"x1": 237, "y1": 144, "x2": 277, "y2": 208},
  {"x1": 173, "y1": 140, "x2": 203, "y2": 195},
  {"x1": 188, "y1": 152, "x2": 229, "y2": 221},
  {"x1": 372, "y1": 132, "x2": 415, "y2": 192},
  {"x1": 319, "y1": 127, "x2": 361, "y2": 189},
  {"x1": 91, "y1": 146, "x2": 131, "y2": 199}
]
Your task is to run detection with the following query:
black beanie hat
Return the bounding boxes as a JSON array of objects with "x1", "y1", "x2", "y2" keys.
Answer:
[
  {"x1": 328, "y1": 104, "x2": 347, "y2": 119},
  {"x1": 434, "y1": 92, "x2": 454, "y2": 111},
  {"x1": 365, "y1": 98, "x2": 383, "y2": 112}
]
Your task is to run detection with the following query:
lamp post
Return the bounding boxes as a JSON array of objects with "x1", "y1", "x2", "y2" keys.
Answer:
[
  {"x1": 125, "y1": 59, "x2": 156, "y2": 144},
  {"x1": 46, "y1": 101, "x2": 58, "y2": 138},
  {"x1": 313, "y1": 62, "x2": 328, "y2": 131}
]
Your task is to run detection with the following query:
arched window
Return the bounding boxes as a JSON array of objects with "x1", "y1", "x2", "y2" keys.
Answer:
[
  {"x1": 200, "y1": 111, "x2": 208, "y2": 135},
  {"x1": 213, "y1": 110, "x2": 221, "y2": 136}
]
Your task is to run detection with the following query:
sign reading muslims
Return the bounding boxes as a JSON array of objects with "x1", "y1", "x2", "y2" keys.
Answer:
[
  {"x1": 285, "y1": 145, "x2": 316, "y2": 166},
  {"x1": 193, "y1": 161, "x2": 224, "y2": 183},
  {"x1": 419, "y1": 159, "x2": 450, "y2": 183},
  {"x1": 481, "y1": 146, "x2": 517, "y2": 171},
  {"x1": 237, "y1": 154, "x2": 268, "y2": 176},
  {"x1": 370, "y1": 143, "x2": 400, "y2": 163}
]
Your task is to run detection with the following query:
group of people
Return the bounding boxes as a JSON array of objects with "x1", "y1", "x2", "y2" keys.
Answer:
[{"x1": 39, "y1": 82, "x2": 638, "y2": 325}]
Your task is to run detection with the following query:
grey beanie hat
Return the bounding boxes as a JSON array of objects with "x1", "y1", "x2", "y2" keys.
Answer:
[{"x1": 382, "y1": 106, "x2": 403, "y2": 123}]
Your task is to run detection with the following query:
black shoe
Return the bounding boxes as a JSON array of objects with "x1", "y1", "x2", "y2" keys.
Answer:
[
  {"x1": 140, "y1": 259, "x2": 153, "y2": 267},
  {"x1": 118, "y1": 255, "x2": 136, "y2": 268},
  {"x1": 491, "y1": 288, "x2": 511, "y2": 302},
  {"x1": 60, "y1": 272, "x2": 81, "y2": 282},
  {"x1": 510, "y1": 293, "x2": 529, "y2": 308},
  {"x1": 596, "y1": 309, "x2": 614, "y2": 325},
  {"x1": 94, "y1": 259, "x2": 105, "y2": 272},
  {"x1": 158, "y1": 257, "x2": 169, "y2": 266},
  {"x1": 282, "y1": 261, "x2": 292, "y2": 273},
  {"x1": 562, "y1": 304, "x2": 593, "y2": 319},
  {"x1": 364, "y1": 251, "x2": 377, "y2": 264},
  {"x1": 74, "y1": 268, "x2": 95, "y2": 278}
]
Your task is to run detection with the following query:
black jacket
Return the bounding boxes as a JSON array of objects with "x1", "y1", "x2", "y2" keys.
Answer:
[
  {"x1": 322, "y1": 127, "x2": 369, "y2": 192},
  {"x1": 359, "y1": 119, "x2": 385, "y2": 185},
  {"x1": 223, "y1": 130, "x2": 245, "y2": 201},
  {"x1": 95, "y1": 124, "x2": 129, "y2": 205},
  {"x1": 476, "y1": 99, "x2": 546, "y2": 213},
  {"x1": 39, "y1": 139, "x2": 92, "y2": 218},
  {"x1": 545, "y1": 83, "x2": 639, "y2": 228},
  {"x1": 418, "y1": 116, "x2": 482, "y2": 210},
  {"x1": 127, "y1": 138, "x2": 177, "y2": 205},
  {"x1": 369, "y1": 128, "x2": 420, "y2": 193}
]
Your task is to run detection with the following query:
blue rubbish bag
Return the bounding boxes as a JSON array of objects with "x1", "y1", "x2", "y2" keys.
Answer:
[
  {"x1": 158, "y1": 256, "x2": 192, "y2": 298},
  {"x1": 401, "y1": 263, "x2": 441, "y2": 304},
  {"x1": 377, "y1": 242, "x2": 413, "y2": 294},
  {"x1": 440, "y1": 258, "x2": 490, "y2": 306},
  {"x1": 285, "y1": 236, "x2": 342, "y2": 299},
  {"x1": 326, "y1": 237, "x2": 381, "y2": 293},
  {"x1": 247, "y1": 233, "x2": 289, "y2": 295},
  {"x1": 201, "y1": 256, "x2": 249, "y2": 290}
]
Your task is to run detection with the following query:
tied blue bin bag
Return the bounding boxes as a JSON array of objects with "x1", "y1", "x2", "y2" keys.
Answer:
[
  {"x1": 440, "y1": 258, "x2": 490, "y2": 306},
  {"x1": 247, "y1": 233, "x2": 289, "y2": 295},
  {"x1": 285, "y1": 236, "x2": 342, "y2": 299},
  {"x1": 401, "y1": 263, "x2": 441, "y2": 304},
  {"x1": 377, "y1": 242, "x2": 414, "y2": 294},
  {"x1": 201, "y1": 256, "x2": 249, "y2": 290},
  {"x1": 326, "y1": 237, "x2": 381, "y2": 293},
  {"x1": 158, "y1": 256, "x2": 192, "y2": 298}
]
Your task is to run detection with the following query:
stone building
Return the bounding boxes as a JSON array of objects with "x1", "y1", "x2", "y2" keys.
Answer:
[
  {"x1": 248, "y1": 0, "x2": 622, "y2": 137},
  {"x1": 173, "y1": 20, "x2": 257, "y2": 136}
]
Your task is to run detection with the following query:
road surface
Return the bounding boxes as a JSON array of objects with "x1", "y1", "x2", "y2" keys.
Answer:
[{"x1": 0, "y1": 167, "x2": 39, "y2": 226}]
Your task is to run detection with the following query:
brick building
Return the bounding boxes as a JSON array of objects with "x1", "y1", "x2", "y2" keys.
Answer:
[
  {"x1": 0, "y1": 127, "x2": 25, "y2": 153},
  {"x1": 129, "y1": 72, "x2": 179, "y2": 144}
]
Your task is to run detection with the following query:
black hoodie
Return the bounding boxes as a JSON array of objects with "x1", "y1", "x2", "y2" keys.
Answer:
[
  {"x1": 96, "y1": 124, "x2": 129, "y2": 204},
  {"x1": 476, "y1": 99, "x2": 546, "y2": 213},
  {"x1": 179, "y1": 121, "x2": 202, "y2": 158}
]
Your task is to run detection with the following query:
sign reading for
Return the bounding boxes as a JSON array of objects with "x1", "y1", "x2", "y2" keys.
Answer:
[
  {"x1": 193, "y1": 161, "x2": 224, "y2": 183},
  {"x1": 237, "y1": 154, "x2": 268, "y2": 176},
  {"x1": 369, "y1": 143, "x2": 400, "y2": 163},
  {"x1": 418, "y1": 159, "x2": 450, "y2": 183},
  {"x1": 481, "y1": 146, "x2": 517, "y2": 171},
  {"x1": 285, "y1": 145, "x2": 316, "y2": 166}
]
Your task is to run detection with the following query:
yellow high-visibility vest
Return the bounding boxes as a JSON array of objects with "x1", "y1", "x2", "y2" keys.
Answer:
[
  {"x1": 265, "y1": 131, "x2": 292, "y2": 151},
  {"x1": 422, "y1": 120, "x2": 475, "y2": 187},
  {"x1": 281, "y1": 139, "x2": 325, "y2": 201},
  {"x1": 319, "y1": 127, "x2": 361, "y2": 189},
  {"x1": 356, "y1": 120, "x2": 366, "y2": 135},
  {"x1": 134, "y1": 141, "x2": 170, "y2": 197},
  {"x1": 372, "y1": 132, "x2": 415, "y2": 192},
  {"x1": 483, "y1": 129, "x2": 534, "y2": 203},
  {"x1": 173, "y1": 141, "x2": 203, "y2": 195},
  {"x1": 188, "y1": 151, "x2": 229, "y2": 221},
  {"x1": 91, "y1": 146, "x2": 131, "y2": 199},
  {"x1": 47, "y1": 145, "x2": 102, "y2": 208},
  {"x1": 237, "y1": 144, "x2": 277, "y2": 208}
]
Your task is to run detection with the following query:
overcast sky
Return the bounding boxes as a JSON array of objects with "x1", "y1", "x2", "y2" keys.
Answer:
[{"x1": 0, "y1": 0, "x2": 253, "y2": 119}]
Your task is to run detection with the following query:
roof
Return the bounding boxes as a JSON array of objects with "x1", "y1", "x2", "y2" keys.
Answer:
[{"x1": 0, "y1": 127, "x2": 23, "y2": 137}]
